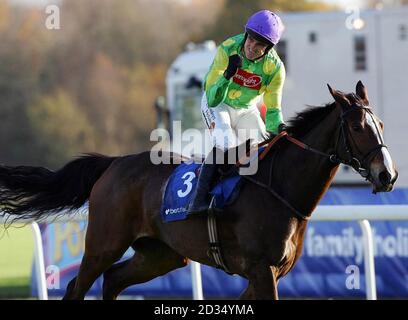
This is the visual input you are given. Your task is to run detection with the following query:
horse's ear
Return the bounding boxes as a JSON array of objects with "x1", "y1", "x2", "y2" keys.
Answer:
[
  {"x1": 327, "y1": 84, "x2": 335, "y2": 98},
  {"x1": 356, "y1": 80, "x2": 369, "y2": 104},
  {"x1": 327, "y1": 84, "x2": 350, "y2": 107}
]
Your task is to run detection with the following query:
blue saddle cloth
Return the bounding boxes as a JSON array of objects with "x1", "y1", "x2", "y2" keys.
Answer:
[{"x1": 161, "y1": 162, "x2": 241, "y2": 223}]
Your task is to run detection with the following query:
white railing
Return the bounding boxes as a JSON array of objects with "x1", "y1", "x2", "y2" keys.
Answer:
[
  {"x1": 0, "y1": 211, "x2": 88, "y2": 300},
  {"x1": 1, "y1": 205, "x2": 408, "y2": 300}
]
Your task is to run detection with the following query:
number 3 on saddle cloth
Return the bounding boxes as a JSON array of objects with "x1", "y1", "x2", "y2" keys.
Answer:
[
  {"x1": 160, "y1": 162, "x2": 241, "y2": 223},
  {"x1": 160, "y1": 146, "x2": 266, "y2": 223}
]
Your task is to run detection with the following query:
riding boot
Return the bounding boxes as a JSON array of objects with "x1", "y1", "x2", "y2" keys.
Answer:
[{"x1": 188, "y1": 148, "x2": 220, "y2": 214}]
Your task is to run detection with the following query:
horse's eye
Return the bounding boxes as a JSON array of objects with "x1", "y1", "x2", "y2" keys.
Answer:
[{"x1": 352, "y1": 124, "x2": 363, "y2": 132}]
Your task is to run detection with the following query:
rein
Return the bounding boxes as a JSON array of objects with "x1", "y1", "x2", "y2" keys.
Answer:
[
  {"x1": 241, "y1": 132, "x2": 315, "y2": 221},
  {"x1": 240, "y1": 106, "x2": 388, "y2": 221}
]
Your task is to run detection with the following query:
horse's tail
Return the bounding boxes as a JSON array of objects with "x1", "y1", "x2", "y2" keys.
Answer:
[{"x1": 0, "y1": 153, "x2": 118, "y2": 222}]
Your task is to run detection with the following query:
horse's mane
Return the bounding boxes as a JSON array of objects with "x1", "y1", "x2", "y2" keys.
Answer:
[
  {"x1": 285, "y1": 102, "x2": 336, "y2": 138},
  {"x1": 285, "y1": 92, "x2": 365, "y2": 138}
]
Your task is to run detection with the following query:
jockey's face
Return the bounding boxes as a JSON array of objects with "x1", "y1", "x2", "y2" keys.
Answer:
[{"x1": 244, "y1": 34, "x2": 269, "y2": 60}]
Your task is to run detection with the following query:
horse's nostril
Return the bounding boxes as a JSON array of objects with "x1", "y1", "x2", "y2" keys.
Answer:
[{"x1": 379, "y1": 170, "x2": 391, "y2": 186}]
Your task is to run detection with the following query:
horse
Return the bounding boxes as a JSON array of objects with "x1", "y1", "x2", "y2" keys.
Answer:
[{"x1": 0, "y1": 81, "x2": 398, "y2": 300}]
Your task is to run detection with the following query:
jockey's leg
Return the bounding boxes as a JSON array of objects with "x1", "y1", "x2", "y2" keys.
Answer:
[
  {"x1": 232, "y1": 105, "x2": 267, "y2": 175},
  {"x1": 235, "y1": 104, "x2": 268, "y2": 146},
  {"x1": 187, "y1": 146, "x2": 224, "y2": 214},
  {"x1": 188, "y1": 95, "x2": 237, "y2": 214},
  {"x1": 200, "y1": 93, "x2": 237, "y2": 151}
]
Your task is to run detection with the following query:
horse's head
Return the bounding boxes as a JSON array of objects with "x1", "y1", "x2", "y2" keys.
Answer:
[{"x1": 327, "y1": 81, "x2": 398, "y2": 193}]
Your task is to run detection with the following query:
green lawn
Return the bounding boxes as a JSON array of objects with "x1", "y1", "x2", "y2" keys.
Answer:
[{"x1": 0, "y1": 225, "x2": 34, "y2": 298}]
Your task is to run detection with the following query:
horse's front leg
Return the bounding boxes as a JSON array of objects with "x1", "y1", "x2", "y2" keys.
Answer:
[{"x1": 240, "y1": 262, "x2": 278, "y2": 300}]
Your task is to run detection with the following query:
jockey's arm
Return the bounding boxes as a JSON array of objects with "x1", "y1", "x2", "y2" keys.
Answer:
[
  {"x1": 263, "y1": 63, "x2": 286, "y2": 134},
  {"x1": 204, "y1": 46, "x2": 232, "y2": 107}
]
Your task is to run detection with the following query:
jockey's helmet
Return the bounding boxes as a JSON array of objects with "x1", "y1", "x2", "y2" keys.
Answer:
[{"x1": 245, "y1": 10, "x2": 284, "y2": 46}]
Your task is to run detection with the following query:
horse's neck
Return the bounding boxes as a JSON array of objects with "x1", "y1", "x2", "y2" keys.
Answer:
[{"x1": 274, "y1": 106, "x2": 341, "y2": 218}]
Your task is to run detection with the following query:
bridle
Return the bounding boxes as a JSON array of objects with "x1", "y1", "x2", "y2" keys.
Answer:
[
  {"x1": 241, "y1": 104, "x2": 388, "y2": 220},
  {"x1": 332, "y1": 105, "x2": 388, "y2": 180}
]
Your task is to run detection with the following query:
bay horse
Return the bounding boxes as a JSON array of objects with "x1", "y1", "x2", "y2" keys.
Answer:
[{"x1": 0, "y1": 81, "x2": 398, "y2": 299}]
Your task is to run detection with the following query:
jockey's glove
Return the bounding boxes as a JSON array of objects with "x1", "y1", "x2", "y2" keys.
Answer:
[
  {"x1": 265, "y1": 123, "x2": 288, "y2": 140},
  {"x1": 223, "y1": 54, "x2": 242, "y2": 80}
]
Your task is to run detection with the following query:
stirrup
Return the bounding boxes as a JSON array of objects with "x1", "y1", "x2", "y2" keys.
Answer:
[{"x1": 208, "y1": 196, "x2": 223, "y2": 215}]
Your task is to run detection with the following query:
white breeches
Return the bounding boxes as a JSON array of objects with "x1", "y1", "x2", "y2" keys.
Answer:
[{"x1": 201, "y1": 93, "x2": 267, "y2": 151}]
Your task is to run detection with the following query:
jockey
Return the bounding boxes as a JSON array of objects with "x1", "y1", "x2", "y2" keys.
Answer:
[{"x1": 188, "y1": 10, "x2": 287, "y2": 214}]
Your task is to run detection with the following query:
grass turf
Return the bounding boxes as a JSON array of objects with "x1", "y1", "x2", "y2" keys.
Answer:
[{"x1": 0, "y1": 225, "x2": 34, "y2": 298}]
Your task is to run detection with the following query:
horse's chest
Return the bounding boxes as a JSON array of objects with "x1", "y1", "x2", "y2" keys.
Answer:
[
  {"x1": 278, "y1": 241, "x2": 298, "y2": 275},
  {"x1": 278, "y1": 226, "x2": 306, "y2": 277},
  {"x1": 274, "y1": 223, "x2": 301, "y2": 275}
]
